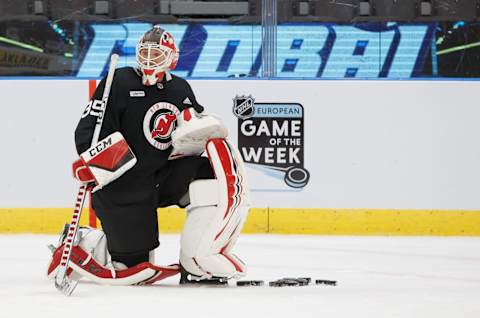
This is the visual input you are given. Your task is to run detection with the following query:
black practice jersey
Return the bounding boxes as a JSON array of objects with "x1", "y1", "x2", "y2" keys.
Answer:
[{"x1": 75, "y1": 67, "x2": 204, "y2": 190}]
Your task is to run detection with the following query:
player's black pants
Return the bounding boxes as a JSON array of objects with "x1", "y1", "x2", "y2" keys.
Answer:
[{"x1": 92, "y1": 156, "x2": 214, "y2": 266}]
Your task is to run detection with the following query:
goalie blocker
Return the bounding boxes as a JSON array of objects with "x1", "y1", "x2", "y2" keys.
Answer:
[{"x1": 72, "y1": 132, "x2": 137, "y2": 191}]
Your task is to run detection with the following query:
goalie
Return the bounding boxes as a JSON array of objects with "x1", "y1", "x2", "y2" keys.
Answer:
[{"x1": 47, "y1": 26, "x2": 250, "y2": 285}]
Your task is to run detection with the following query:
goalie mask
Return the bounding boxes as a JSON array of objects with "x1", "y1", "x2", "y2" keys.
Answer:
[{"x1": 136, "y1": 25, "x2": 179, "y2": 86}]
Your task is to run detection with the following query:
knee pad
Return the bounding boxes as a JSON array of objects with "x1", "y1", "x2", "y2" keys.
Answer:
[{"x1": 180, "y1": 138, "x2": 250, "y2": 279}]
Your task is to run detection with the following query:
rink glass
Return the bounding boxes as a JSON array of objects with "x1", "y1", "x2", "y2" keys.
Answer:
[{"x1": 0, "y1": 2, "x2": 478, "y2": 79}]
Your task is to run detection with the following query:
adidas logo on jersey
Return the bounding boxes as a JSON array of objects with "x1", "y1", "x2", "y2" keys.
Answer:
[{"x1": 183, "y1": 97, "x2": 192, "y2": 105}]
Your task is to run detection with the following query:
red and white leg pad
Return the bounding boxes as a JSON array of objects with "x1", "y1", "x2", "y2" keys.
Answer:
[
  {"x1": 47, "y1": 227, "x2": 179, "y2": 285},
  {"x1": 180, "y1": 138, "x2": 250, "y2": 279}
]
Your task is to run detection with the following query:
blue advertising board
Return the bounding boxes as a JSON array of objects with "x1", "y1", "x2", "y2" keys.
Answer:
[{"x1": 77, "y1": 23, "x2": 435, "y2": 79}]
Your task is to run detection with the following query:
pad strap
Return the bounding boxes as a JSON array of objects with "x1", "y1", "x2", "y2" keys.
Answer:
[{"x1": 189, "y1": 179, "x2": 219, "y2": 207}]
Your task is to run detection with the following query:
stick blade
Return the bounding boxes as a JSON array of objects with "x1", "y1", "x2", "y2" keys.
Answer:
[{"x1": 55, "y1": 276, "x2": 79, "y2": 296}]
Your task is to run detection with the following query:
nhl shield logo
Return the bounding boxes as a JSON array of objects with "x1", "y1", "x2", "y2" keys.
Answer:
[{"x1": 233, "y1": 95, "x2": 255, "y2": 119}]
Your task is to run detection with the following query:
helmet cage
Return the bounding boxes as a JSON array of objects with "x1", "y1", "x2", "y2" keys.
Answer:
[{"x1": 136, "y1": 42, "x2": 173, "y2": 71}]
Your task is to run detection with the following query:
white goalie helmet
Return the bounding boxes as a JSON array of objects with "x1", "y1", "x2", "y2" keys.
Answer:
[{"x1": 136, "y1": 25, "x2": 179, "y2": 86}]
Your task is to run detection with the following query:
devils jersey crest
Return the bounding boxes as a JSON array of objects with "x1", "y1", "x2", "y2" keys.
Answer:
[{"x1": 143, "y1": 102, "x2": 180, "y2": 150}]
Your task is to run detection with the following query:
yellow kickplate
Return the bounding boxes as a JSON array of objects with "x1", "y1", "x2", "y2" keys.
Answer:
[
  {"x1": 0, "y1": 208, "x2": 479, "y2": 235},
  {"x1": 0, "y1": 208, "x2": 91, "y2": 234},
  {"x1": 267, "y1": 209, "x2": 480, "y2": 236}
]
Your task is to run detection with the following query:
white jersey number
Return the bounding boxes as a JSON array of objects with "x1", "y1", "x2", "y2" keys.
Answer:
[{"x1": 81, "y1": 100, "x2": 104, "y2": 119}]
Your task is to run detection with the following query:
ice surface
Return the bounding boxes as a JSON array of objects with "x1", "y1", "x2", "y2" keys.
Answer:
[{"x1": 1, "y1": 234, "x2": 479, "y2": 318}]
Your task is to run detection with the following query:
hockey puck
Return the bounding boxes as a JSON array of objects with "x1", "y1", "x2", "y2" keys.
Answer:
[
  {"x1": 236, "y1": 280, "x2": 264, "y2": 287},
  {"x1": 295, "y1": 278, "x2": 310, "y2": 286},
  {"x1": 283, "y1": 277, "x2": 310, "y2": 286},
  {"x1": 282, "y1": 279, "x2": 300, "y2": 286},
  {"x1": 315, "y1": 279, "x2": 337, "y2": 286},
  {"x1": 298, "y1": 277, "x2": 312, "y2": 284},
  {"x1": 269, "y1": 279, "x2": 300, "y2": 287},
  {"x1": 281, "y1": 277, "x2": 312, "y2": 286}
]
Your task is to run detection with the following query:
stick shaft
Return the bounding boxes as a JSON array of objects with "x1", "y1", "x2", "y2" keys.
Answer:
[
  {"x1": 92, "y1": 54, "x2": 119, "y2": 144},
  {"x1": 55, "y1": 54, "x2": 119, "y2": 295}
]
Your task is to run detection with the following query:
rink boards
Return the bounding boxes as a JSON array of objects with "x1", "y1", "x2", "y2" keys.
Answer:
[{"x1": 1, "y1": 79, "x2": 479, "y2": 235}]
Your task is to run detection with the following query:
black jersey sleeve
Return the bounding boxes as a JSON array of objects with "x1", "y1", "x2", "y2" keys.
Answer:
[
  {"x1": 74, "y1": 76, "x2": 122, "y2": 155},
  {"x1": 184, "y1": 80, "x2": 205, "y2": 113}
]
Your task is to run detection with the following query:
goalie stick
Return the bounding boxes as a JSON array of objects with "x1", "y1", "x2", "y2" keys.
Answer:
[{"x1": 54, "y1": 54, "x2": 119, "y2": 296}]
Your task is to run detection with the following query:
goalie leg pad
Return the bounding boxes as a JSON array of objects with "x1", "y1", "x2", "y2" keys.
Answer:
[
  {"x1": 47, "y1": 227, "x2": 179, "y2": 285},
  {"x1": 180, "y1": 138, "x2": 250, "y2": 279}
]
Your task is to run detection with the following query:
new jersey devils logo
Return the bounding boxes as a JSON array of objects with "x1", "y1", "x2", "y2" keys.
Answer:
[
  {"x1": 151, "y1": 113, "x2": 176, "y2": 139},
  {"x1": 143, "y1": 102, "x2": 180, "y2": 150}
]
